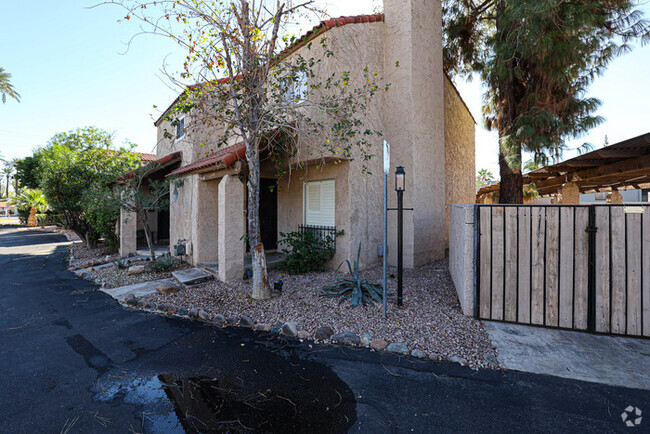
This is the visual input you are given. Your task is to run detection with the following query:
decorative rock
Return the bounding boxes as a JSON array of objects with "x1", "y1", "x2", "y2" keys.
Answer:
[
  {"x1": 146, "y1": 302, "x2": 156, "y2": 309},
  {"x1": 177, "y1": 307, "x2": 188, "y2": 316},
  {"x1": 157, "y1": 303, "x2": 168, "y2": 311},
  {"x1": 239, "y1": 315, "x2": 255, "y2": 328},
  {"x1": 370, "y1": 339, "x2": 388, "y2": 351},
  {"x1": 213, "y1": 314, "x2": 227, "y2": 324},
  {"x1": 411, "y1": 349, "x2": 425, "y2": 358},
  {"x1": 124, "y1": 293, "x2": 136, "y2": 302},
  {"x1": 314, "y1": 326, "x2": 334, "y2": 340},
  {"x1": 188, "y1": 308, "x2": 199, "y2": 317},
  {"x1": 271, "y1": 323, "x2": 283, "y2": 334},
  {"x1": 255, "y1": 323, "x2": 272, "y2": 332},
  {"x1": 360, "y1": 332, "x2": 372, "y2": 348},
  {"x1": 484, "y1": 353, "x2": 497, "y2": 366},
  {"x1": 386, "y1": 342, "x2": 410, "y2": 355},
  {"x1": 280, "y1": 322, "x2": 298, "y2": 338},
  {"x1": 156, "y1": 281, "x2": 180, "y2": 295},
  {"x1": 227, "y1": 316, "x2": 239, "y2": 325},
  {"x1": 126, "y1": 298, "x2": 138, "y2": 307},
  {"x1": 297, "y1": 330, "x2": 310, "y2": 340},
  {"x1": 331, "y1": 331, "x2": 361, "y2": 346},
  {"x1": 128, "y1": 265, "x2": 146, "y2": 275},
  {"x1": 136, "y1": 300, "x2": 147, "y2": 309},
  {"x1": 166, "y1": 305, "x2": 178, "y2": 315},
  {"x1": 447, "y1": 355, "x2": 467, "y2": 365},
  {"x1": 198, "y1": 309, "x2": 211, "y2": 321}
]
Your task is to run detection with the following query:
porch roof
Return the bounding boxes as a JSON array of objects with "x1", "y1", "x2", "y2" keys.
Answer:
[
  {"x1": 476, "y1": 132, "x2": 650, "y2": 199},
  {"x1": 117, "y1": 151, "x2": 183, "y2": 183},
  {"x1": 167, "y1": 142, "x2": 246, "y2": 178}
]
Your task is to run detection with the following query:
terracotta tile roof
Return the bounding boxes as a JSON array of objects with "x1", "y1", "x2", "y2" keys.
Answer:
[
  {"x1": 153, "y1": 14, "x2": 385, "y2": 126},
  {"x1": 167, "y1": 142, "x2": 246, "y2": 177},
  {"x1": 140, "y1": 153, "x2": 157, "y2": 161},
  {"x1": 117, "y1": 151, "x2": 183, "y2": 182}
]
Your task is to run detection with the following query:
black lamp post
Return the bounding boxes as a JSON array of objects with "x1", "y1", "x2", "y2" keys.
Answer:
[{"x1": 395, "y1": 166, "x2": 405, "y2": 307}]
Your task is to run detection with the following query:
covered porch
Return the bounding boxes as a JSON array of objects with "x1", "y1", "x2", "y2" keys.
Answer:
[
  {"x1": 476, "y1": 132, "x2": 650, "y2": 204},
  {"x1": 118, "y1": 152, "x2": 182, "y2": 257}
]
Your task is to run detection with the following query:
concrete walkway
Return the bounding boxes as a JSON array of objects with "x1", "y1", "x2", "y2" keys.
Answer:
[
  {"x1": 100, "y1": 278, "x2": 174, "y2": 300},
  {"x1": 484, "y1": 321, "x2": 650, "y2": 390}
]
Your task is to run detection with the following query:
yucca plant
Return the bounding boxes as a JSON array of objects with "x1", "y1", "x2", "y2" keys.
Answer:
[
  {"x1": 321, "y1": 244, "x2": 383, "y2": 308},
  {"x1": 147, "y1": 253, "x2": 175, "y2": 272}
]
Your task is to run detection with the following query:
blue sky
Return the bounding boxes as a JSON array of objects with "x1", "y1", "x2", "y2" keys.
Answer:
[{"x1": 1, "y1": 0, "x2": 649, "y2": 178}]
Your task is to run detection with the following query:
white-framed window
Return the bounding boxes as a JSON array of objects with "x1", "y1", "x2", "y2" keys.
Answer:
[
  {"x1": 175, "y1": 116, "x2": 185, "y2": 141},
  {"x1": 284, "y1": 70, "x2": 308, "y2": 104},
  {"x1": 304, "y1": 179, "x2": 335, "y2": 227}
]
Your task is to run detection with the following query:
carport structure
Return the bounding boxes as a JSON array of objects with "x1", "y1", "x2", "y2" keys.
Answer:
[{"x1": 476, "y1": 132, "x2": 650, "y2": 203}]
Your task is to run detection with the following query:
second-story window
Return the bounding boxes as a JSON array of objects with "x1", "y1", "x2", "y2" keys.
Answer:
[{"x1": 175, "y1": 117, "x2": 185, "y2": 141}]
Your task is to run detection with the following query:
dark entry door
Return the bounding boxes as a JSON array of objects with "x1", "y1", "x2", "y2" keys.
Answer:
[
  {"x1": 157, "y1": 210, "x2": 170, "y2": 243},
  {"x1": 258, "y1": 178, "x2": 278, "y2": 250}
]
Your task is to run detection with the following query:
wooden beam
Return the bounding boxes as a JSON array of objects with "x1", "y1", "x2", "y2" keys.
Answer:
[
  {"x1": 199, "y1": 161, "x2": 243, "y2": 181},
  {"x1": 535, "y1": 153, "x2": 650, "y2": 190},
  {"x1": 595, "y1": 148, "x2": 648, "y2": 158}
]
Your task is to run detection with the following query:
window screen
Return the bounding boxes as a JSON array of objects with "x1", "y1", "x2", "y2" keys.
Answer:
[{"x1": 304, "y1": 180, "x2": 335, "y2": 227}]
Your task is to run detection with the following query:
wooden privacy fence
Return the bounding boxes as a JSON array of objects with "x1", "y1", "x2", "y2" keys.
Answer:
[{"x1": 476, "y1": 204, "x2": 650, "y2": 337}]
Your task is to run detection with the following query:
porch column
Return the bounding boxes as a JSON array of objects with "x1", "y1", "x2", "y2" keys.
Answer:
[
  {"x1": 218, "y1": 174, "x2": 245, "y2": 282},
  {"x1": 119, "y1": 207, "x2": 137, "y2": 257},
  {"x1": 559, "y1": 182, "x2": 580, "y2": 204}
]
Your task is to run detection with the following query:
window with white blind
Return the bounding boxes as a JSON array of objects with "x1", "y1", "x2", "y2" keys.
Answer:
[{"x1": 304, "y1": 180, "x2": 335, "y2": 227}]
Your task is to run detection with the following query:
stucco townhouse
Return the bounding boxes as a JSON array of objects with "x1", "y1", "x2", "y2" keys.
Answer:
[{"x1": 118, "y1": 0, "x2": 476, "y2": 282}]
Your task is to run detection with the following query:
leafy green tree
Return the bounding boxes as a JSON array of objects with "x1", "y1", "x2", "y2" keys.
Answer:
[
  {"x1": 443, "y1": 0, "x2": 650, "y2": 203},
  {"x1": 0, "y1": 67, "x2": 20, "y2": 103},
  {"x1": 14, "y1": 154, "x2": 44, "y2": 190},
  {"x1": 39, "y1": 127, "x2": 140, "y2": 247},
  {"x1": 107, "y1": 0, "x2": 387, "y2": 299}
]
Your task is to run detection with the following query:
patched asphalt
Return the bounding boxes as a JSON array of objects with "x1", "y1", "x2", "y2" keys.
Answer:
[{"x1": 0, "y1": 227, "x2": 648, "y2": 433}]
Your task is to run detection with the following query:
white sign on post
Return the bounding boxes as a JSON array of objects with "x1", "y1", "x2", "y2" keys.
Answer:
[{"x1": 383, "y1": 140, "x2": 390, "y2": 174}]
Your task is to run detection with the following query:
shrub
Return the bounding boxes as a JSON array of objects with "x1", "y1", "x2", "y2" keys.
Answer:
[
  {"x1": 277, "y1": 229, "x2": 343, "y2": 274},
  {"x1": 147, "y1": 253, "x2": 175, "y2": 272},
  {"x1": 321, "y1": 244, "x2": 383, "y2": 308}
]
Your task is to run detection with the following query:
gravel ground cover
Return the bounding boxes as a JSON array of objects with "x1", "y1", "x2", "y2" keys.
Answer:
[
  {"x1": 87, "y1": 260, "x2": 191, "y2": 288},
  {"x1": 141, "y1": 259, "x2": 498, "y2": 370},
  {"x1": 69, "y1": 242, "x2": 118, "y2": 270}
]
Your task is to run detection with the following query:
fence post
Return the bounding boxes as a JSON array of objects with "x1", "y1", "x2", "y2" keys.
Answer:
[
  {"x1": 586, "y1": 205, "x2": 598, "y2": 333},
  {"x1": 474, "y1": 205, "x2": 480, "y2": 318}
]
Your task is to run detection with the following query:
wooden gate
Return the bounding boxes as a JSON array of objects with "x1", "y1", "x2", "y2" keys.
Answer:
[{"x1": 476, "y1": 205, "x2": 650, "y2": 337}]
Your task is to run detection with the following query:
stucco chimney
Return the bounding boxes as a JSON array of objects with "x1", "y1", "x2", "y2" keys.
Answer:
[{"x1": 382, "y1": 0, "x2": 446, "y2": 267}]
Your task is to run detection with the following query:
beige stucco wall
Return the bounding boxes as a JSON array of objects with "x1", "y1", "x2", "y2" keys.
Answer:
[
  {"x1": 449, "y1": 204, "x2": 475, "y2": 316},
  {"x1": 444, "y1": 77, "x2": 476, "y2": 247},
  {"x1": 277, "y1": 162, "x2": 351, "y2": 268},
  {"x1": 152, "y1": 1, "x2": 475, "y2": 272}
]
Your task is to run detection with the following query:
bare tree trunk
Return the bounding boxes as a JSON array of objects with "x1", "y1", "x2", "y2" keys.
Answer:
[
  {"x1": 139, "y1": 212, "x2": 156, "y2": 261},
  {"x1": 498, "y1": 146, "x2": 523, "y2": 204},
  {"x1": 246, "y1": 144, "x2": 271, "y2": 299}
]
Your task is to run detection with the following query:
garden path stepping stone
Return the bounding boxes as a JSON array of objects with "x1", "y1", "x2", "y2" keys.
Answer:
[
  {"x1": 101, "y1": 278, "x2": 175, "y2": 300},
  {"x1": 172, "y1": 267, "x2": 213, "y2": 286}
]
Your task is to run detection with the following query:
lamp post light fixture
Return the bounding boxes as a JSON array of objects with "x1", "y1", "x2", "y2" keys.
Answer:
[
  {"x1": 395, "y1": 166, "x2": 405, "y2": 307},
  {"x1": 395, "y1": 166, "x2": 405, "y2": 191}
]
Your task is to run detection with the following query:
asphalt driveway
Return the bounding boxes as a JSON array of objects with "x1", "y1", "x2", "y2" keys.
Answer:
[{"x1": 0, "y1": 226, "x2": 648, "y2": 433}]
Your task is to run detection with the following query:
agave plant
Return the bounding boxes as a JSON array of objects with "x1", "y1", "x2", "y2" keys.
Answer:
[{"x1": 321, "y1": 244, "x2": 383, "y2": 308}]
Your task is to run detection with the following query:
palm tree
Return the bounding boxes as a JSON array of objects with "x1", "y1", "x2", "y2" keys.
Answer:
[
  {"x1": 10, "y1": 188, "x2": 49, "y2": 226},
  {"x1": 1, "y1": 162, "x2": 13, "y2": 199},
  {"x1": 0, "y1": 67, "x2": 20, "y2": 103}
]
